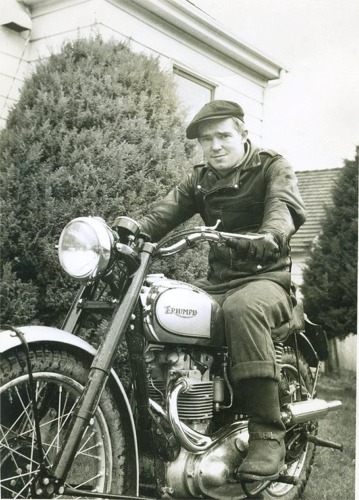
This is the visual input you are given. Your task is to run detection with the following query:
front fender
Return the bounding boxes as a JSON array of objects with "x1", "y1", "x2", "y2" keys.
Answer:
[
  {"x1": 0, "y1": 325, "x2": 139, "y2": 495},
  {"x1": 0, "y1": 325, "x2": 100, "y2": 355}
]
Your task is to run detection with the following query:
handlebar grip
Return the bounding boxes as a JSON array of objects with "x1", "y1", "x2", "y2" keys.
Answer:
[
  {"x1": 219, "y1": 232, "x2": 264, "y2": 241},
  {"x1": 155, "y1": 230, "x2": 265, "y2": 257}
]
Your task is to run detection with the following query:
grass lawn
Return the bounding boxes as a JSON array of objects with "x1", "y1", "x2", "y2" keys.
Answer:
[{"x1": 301, "y1": 370, "x2": 356, "y2": 499}]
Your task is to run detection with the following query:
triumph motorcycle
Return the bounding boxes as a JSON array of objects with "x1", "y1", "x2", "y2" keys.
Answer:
[{"x1": 0, "y1": 215, "x2": 343, "y2": 500}]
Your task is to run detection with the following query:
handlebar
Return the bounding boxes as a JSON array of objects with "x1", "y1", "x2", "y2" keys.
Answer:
[{"x1": 154, "y1": 221, "x2": 264, "y2": 257}]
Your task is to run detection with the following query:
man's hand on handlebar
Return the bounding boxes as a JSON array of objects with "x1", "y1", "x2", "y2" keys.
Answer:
[
  {"x1": 226, "y1": 233, "x2": 280, "y2": 263},
  {"x1": 154, "y1": 222, "x2": 281, "y2": 260}
]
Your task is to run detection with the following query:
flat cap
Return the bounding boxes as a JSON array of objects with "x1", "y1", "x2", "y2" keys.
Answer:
[{"x1": 186, "y1": 100, "x2": 245, "y2": 139}]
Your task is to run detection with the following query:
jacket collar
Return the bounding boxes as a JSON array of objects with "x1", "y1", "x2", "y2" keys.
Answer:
[
  {"x1": 206, "y1": 140, "x2": 262, "y2": 175},
  {"x1": 240, "y1": 140, "x2": 262, "y2": 170},
  {"x1": 197, "y1": 141, "x2": 262, "y2": 193}
]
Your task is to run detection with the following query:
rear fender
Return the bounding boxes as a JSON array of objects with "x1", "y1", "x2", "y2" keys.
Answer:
[
  {"x1": 0, "y1": 325, "x2": 139, "y2": 494},
  {"x1": 285, "y1": 316, "x2": 329, "y2": 367},
  {"x1": 303, "y1": 315, "x2": 329, "y2": 361}
]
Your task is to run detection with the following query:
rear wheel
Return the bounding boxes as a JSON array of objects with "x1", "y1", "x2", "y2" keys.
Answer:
[
  {"x1": 0, "y1": 345, "x2": 136, "y2": 499},
  {"x1": 262, "y1": 347, "x2": 317, "y2": 500}
]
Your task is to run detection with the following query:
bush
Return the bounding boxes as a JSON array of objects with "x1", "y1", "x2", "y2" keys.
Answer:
[
  {"x1": 0, "y1": 36, "x2": 202, "y2": 328},
  {"x1": 302, "y1": 148, "x2": 358, "y2": 339},
  {"x1": 0, "y1": 262, "x2": 38, "y2": 325}
]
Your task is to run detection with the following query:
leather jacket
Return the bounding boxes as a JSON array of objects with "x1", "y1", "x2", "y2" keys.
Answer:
[{"x1": 139, "y1": 141, "x2": 307, "y2": 287}]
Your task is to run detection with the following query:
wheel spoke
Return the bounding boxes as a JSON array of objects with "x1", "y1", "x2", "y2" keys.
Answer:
[
  {"x1": 71, "y1": 472, "x2": 103, "y2": 489},
  {"x1": 14, "y1": 474, "x2": 35, "y2": 499},
  {"x1": 14, "y1": 387, "x2": 35, "y2": 436},
  {"x1": 42, "y1": 398, "x2": 79, "y2": 459},
  {"x1": 1, "y1": 399, "x2": 32, "y2": 442},
  {"x1": 76, "y1": 445, "x2": 101, "y2": 459},
  {"x1": 0, "y1": 424, "x2": 40, "y2": 491},
  {"x1": 75, "y1": 430, "x2": 96, "y2": 456},
  {"x1": 1, "y1": 365, "x2": 117, "y2": 499},
  {"x1": 0, "y1": 481, "x2": 27, "y2": 499},
  {"x1": 0, "y1": 438, "x2": 40, "y2": 467},
  {"x1": 0, "y1": 469, "x2": 37, "y2": 484},
  {"x1": 0, "y1": 427, "x2": 23, "y2": 480},
  {"x1": 57, "y1": 385, "x2": 62, "y2": 450},
  {"x1": 0, "y1": 467, "x2": 38, "y2": 499}
]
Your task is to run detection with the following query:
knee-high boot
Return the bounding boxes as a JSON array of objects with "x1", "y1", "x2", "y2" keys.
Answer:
[{"x1": 236, "y1": 378, "x2": 286, "y2": 481}]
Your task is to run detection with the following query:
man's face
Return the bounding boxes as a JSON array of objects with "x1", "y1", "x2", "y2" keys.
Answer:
[{"x1": 198, "y1": 118, "x2": 247, "y2": 171}]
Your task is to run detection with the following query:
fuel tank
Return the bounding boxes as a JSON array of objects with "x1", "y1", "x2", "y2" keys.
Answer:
[{"x1": 140, "y1": 275, "x2": 224, "y2": 345}]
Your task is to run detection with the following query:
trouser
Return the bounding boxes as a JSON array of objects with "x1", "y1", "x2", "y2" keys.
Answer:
[{"x1": 197, "y1": 279, "x2": 293, "y2": 383}]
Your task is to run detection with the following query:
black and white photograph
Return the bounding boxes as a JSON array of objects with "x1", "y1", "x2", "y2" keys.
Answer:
[{"x1": 0, "y1": 1, "x2": 357, "y2": 499}]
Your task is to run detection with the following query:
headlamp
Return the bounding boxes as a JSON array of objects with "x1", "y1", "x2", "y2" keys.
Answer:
[{"x1": 58, "y1": 217, "x2": 114, "y2": 280}]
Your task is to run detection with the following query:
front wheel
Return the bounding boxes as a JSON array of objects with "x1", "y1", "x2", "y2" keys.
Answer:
[
  {"x1": 0, "y1": 344, "x2": 136, "y2": 499},
  {"x1": 262, "y1": 347, "x2": 317, "y2": 500}
]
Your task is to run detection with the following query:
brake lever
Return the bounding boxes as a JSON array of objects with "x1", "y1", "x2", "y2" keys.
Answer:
[
  {"x1": 194, "y1": 219, "x2": 222, "y2": 232},
  {"x1": 194, "y1": 219, "x2": 264, "y2": 241}
]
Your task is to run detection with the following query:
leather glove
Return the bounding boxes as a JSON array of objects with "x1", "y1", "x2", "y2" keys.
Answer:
[{"x1": 226, "y1": 233, "x2": 280, "y2": 263}]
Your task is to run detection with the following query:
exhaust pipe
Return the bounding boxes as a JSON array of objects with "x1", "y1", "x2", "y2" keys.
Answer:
[{"x1": 282, "y1": 399, "x2": 342, "y2": 425}]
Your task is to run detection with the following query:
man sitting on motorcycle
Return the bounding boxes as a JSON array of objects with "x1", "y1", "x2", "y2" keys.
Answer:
[{"x1": 138, "y1": 100, "x2": 307, "y2": 482}]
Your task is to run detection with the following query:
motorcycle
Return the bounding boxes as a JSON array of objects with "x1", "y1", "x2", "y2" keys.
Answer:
[{"x1": 0, "y1": 215, "x2": 343, "y2": 500}]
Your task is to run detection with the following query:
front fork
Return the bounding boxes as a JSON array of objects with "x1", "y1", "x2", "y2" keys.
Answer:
[{"x1": 35, "y1": 243, "x2": 155, "y2": 496}]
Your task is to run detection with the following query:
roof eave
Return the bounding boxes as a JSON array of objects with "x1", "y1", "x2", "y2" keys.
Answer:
[
  {"x1": 21, "y1": 0, "x2": 286, "y2": 81},
  {"x1": 130, "y1": 0, "x2": 286, "y2": 81}
]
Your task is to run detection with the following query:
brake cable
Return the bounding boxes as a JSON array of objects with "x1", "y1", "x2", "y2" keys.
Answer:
[{"x1": 2, "y1": 325, "x2": 45, "y2": 466}]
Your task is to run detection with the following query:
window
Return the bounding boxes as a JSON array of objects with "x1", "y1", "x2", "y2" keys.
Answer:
[{"x1": 173, "y1": 67, "x2": 215, "y2": 120}]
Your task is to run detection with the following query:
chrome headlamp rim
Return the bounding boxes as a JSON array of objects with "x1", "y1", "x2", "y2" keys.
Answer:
[{"x1": 58, "y1": 216, "x2": 114, "y2": 281}]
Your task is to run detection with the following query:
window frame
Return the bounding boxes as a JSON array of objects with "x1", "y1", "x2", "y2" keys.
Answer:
[{"x1": 173, "y1": 66, "x2": 216, "y2": 100}]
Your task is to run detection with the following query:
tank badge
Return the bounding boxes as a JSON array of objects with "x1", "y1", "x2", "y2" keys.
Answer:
[{"x1": 164, "y1": 306, "x2": 198, "y2": 318}]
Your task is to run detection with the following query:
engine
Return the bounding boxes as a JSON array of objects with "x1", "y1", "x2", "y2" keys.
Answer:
[
  {"x1": 143, "y1": 344, "x2": 253, "y2": 499},
  {"x1": 145, "y1": 345, "x2": 225, "y2": 435}
]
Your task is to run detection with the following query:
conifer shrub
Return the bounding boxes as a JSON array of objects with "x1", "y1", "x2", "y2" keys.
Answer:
[
  {"x1": 0, "y1": 36, "x2": 207, "y2": 331},
  {"x1": 302, "y1": 148, "x2": 358, "y2": 339}
]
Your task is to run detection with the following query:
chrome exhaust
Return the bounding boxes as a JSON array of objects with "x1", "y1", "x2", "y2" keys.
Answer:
[
  {"x1": 166, "y1": 378, "x2": 213, "y2": 453},
  {"x1": 149, "y1": 380, "x2": 213, "y2": 454},
  {"x1": 282, "y1": 399, "x2": 342, "y2": 425},
  {"x1": 151, "y1": 378, "x2": 342, "y2": 454}
]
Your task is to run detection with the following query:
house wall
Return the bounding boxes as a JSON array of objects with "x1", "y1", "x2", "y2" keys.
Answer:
[
  {"x1": 291, "y1": 253, "x2": 307, "y2": 290},
  {"x1": 0, "y1": 26, "x2": 31, "y2": 126},
  {"x1": 333, "y1": 334, "x2": 357, "y2": 372},
  {"x1": 1, "y1": 0, "x2": 268, "y2": 142}
]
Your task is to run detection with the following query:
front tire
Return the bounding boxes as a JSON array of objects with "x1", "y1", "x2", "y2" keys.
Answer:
[{"x1": 0, "y1": 344, "x2": 136, "y2": 499}]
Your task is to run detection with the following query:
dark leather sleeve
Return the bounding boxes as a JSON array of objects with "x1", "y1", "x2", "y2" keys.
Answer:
[
  {"x1": 138, "y1": 172, "x2": 198, "y2": 242},
  {"x1": 260, "y1": 156, "x2": 307, "y2": 244}
]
